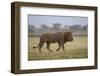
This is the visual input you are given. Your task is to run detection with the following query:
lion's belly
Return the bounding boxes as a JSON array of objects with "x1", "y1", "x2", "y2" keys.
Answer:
[
  {"x1": 46, "y1": 36, "x2": 59, "y2": 43},
  {"x1": 49, "y1": 40, "x2": 57, "y2": 43}
]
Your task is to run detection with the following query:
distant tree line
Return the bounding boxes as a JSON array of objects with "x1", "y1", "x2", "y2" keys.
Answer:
[{"x1": 28, "y1": 23, "x2": 88, "y2": 37}]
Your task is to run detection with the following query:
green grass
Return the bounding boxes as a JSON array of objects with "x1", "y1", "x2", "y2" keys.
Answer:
[{"x1": 28, "y1": 36, "x2": 88, "y2": 60}]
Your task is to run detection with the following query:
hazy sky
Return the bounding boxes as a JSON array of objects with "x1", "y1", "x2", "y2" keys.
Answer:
[{"x1": 28, "y1": 15, "x2": 88, "y2": 27}]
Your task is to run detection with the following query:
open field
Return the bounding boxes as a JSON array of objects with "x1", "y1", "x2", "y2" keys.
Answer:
[{"x1": 28, "y1": 36, "x2": 88, "y2": 60}]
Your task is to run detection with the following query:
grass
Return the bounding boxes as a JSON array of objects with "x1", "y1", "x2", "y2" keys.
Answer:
[{"x1": 28, "y1": 36, "x2": 88, "y2": 60}]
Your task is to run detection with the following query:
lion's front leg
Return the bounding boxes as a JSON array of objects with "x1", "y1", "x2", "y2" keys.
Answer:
[
  {"x1": 56, "y1": 42, "x2": 61, "y2": 51},
  {"x1": 60, "y1": 41, "x2": 65, "y2": 51}
]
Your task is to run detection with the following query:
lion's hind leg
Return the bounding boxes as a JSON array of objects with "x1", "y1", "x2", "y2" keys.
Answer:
[
  {"x1": 46, "y1": 41, "x2": 52, "y2": 52},
  {"x1": 39, "y1": 42, "x2": 44, "y2": 53}
]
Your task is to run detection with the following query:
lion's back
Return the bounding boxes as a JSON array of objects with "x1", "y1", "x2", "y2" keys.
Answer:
[{"x1": 40, "y1": 32, "x2": 63, "y2": 43}]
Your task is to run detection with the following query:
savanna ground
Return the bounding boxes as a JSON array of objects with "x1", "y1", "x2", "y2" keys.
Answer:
[{"x1": 28, "y1": 36, "x2": 88, "y2": 60}]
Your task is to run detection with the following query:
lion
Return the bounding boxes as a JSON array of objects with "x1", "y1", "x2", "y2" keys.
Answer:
[{"x1": 33, "y1": 32, "x2": 73, "y2": 52}]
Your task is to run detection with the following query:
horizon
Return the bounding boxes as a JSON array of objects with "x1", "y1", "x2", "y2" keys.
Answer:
[{"x1": 28, "y1": 15, "x2": 88, "y2": 27}]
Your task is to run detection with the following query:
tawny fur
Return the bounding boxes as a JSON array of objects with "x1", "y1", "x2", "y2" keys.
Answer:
[{"x1": 33, "y1": 32, "x2": 73, "y2": 52}]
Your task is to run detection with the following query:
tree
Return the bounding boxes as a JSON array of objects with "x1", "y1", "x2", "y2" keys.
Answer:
[
  {"x1": 82, "y1": 25, "x2": 88, "y2": 31},
  {"x1": 53, "y1": 23, "x2": 62, "y2": 31},
  {"x1": 28, "y1": 25, "x2": 35, "y2": 33},
  {"x1": 41, "y1": 24, "x2": 49, "y2": 29},
  {"x1": 70, "y1": 24, "x2": 82, "y2": 30}
]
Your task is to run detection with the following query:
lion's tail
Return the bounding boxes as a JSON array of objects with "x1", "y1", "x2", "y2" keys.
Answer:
[{"x1": 33, "y1": 44, "x2": 39, "y2": 48}]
